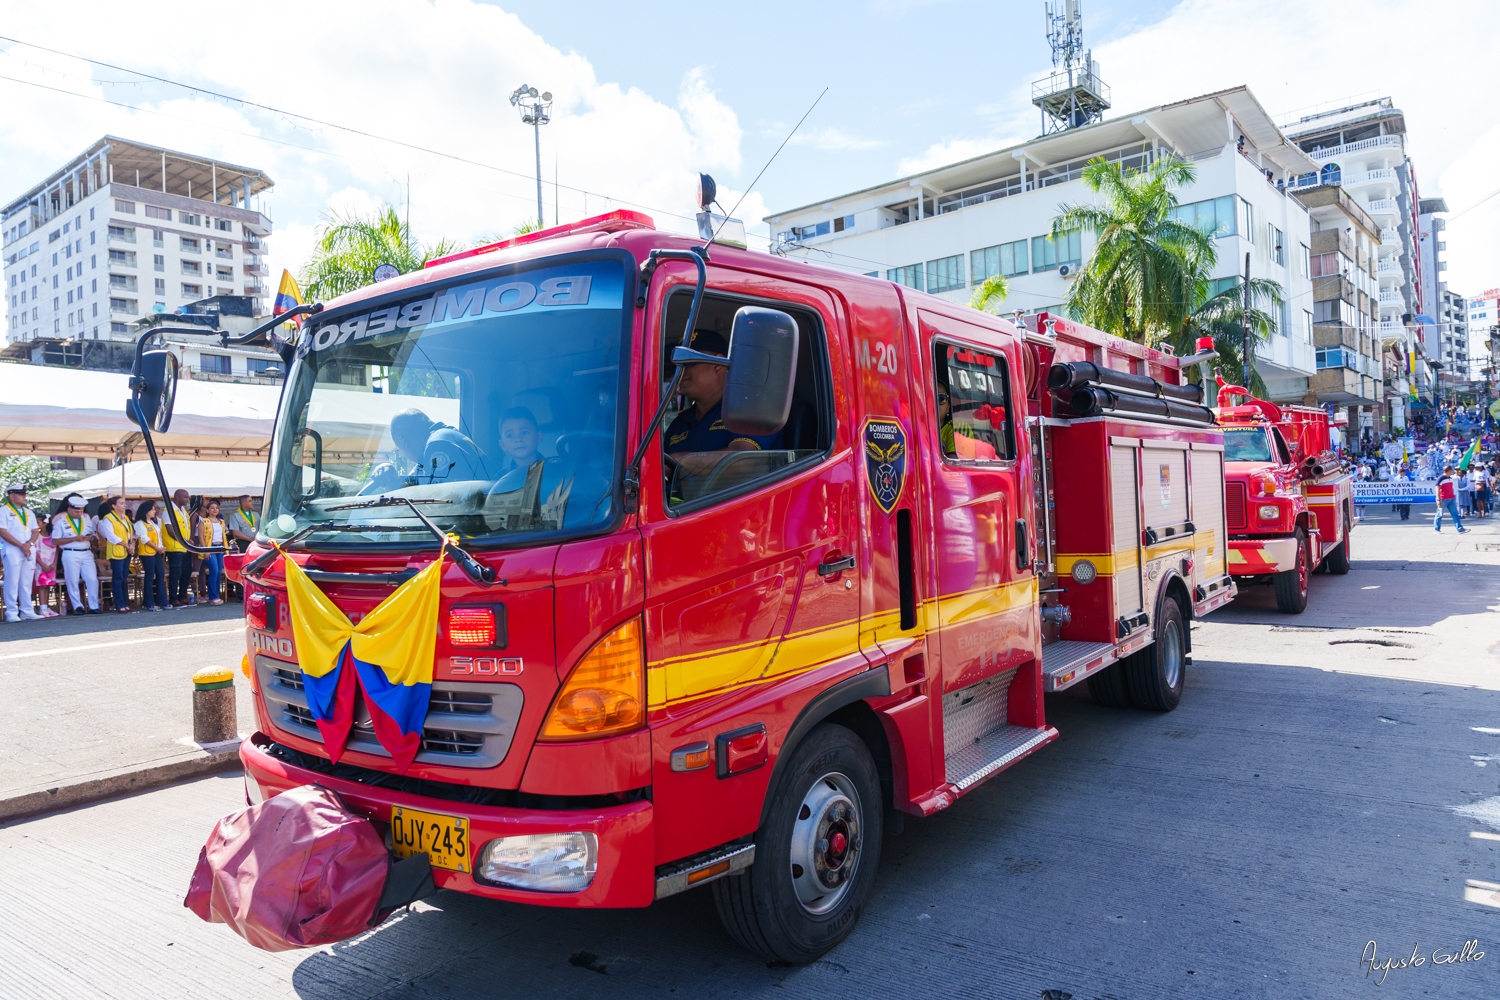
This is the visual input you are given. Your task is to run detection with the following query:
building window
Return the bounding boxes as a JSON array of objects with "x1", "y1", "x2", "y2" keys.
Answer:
[
  {"x1": 791, "y1": 220, "x2": 831, "y2": 241},
  {"x1": 181, "y1": 283, "x2": 202, "y2": 298},
  {"x1": 108, "y1": 225, "x2": 135, "y2": 243},
  {"x1": 153, "y1": 230, "x2": 164, "y2": 248},
  {"x1": 832, "y1": 214, "x2": 855, "y2": 233},
  {"x1": 113, "y1": 200, "x2": 136, "y2": 214},
  {"x1": 91, "y1": 278, "x2": 97, "y2": 293},
  {"x1": 109, "y1": 297, "x2": 137, "y2": 313},
  {"x1": 1299, "y1": 243, "x2": 1311, "y2": 279},
  {"x1": 1267, "y1": 224, "x2": 1285, "y2": 266},
  {"x1": 1310, "y1": 252, "x2": 1349, "y2": 278},
  {"x1": 215, "y1": 265, "x2": 233, "y2": 281},
  {"x1": 886, "y1": 264, "x2": 925, "y2": 291},
  {"x1": 145, "y1": 205, "x2": 170, "y2": 221},
  {"x1": 198, "y1": 353, "x2": 232, "y2": 375},
  {"x1": 247, "y1": 358, "x2": 281, "y2": 377},
  {"x1": 154, "y1": 254, "x2": 165, "y2": 272},
  {"x1": 111, "y1": 322, "x2": 129, "y2": 334},
  {"x1": 90, "y1": 230, "x2": 95, "y2": 245},
  {"x1": 1238, "y1": 199, "x2": 1255, "y2": 244},
  {"x1": 215, "y1": 219, "x2": 233, "y2": 232},
  {"x1": 181, "y1": 260, "x2": 202, "y2": 276},
  {"x1": 180, "y1": 236, "x2": 200, "y2": 253},
  {"x1": 1168, "y1": 195, "x2": 1237, "y2": 238},
  {"x1": 926, "y1": 255, "x2": 965, "y2": 293},
  {"x1": 1031, "y1": 230, "x2": 1082, "y2": 272},
  {"x1": 971, "y1": 240, "x2": 1029, "y2": 283},
  {"x1": 180, "y1": 213, "x2": 201, "y2": 227},
  {"x1": 154, "y1": 278, "x2": 166, "y2": 295},
  {"x1": 108, "y1": 249, "x2": 136, "y2": 267},
  {"x1": 92, "y1": 302, "x2": 97, "y2": 317},
  {"x1": 1303, "y1": 311, "x2": 1313, "y2": 343}
]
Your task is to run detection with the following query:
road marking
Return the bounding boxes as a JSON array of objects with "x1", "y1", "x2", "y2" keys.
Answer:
[{"x1": 0, "y1": 627, "x2": 242, "y2": 661}]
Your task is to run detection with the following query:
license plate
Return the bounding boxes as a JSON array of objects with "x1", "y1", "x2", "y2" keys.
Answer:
[{"x1": 391, "y1": 806, "x2": 470, "y2": 873}]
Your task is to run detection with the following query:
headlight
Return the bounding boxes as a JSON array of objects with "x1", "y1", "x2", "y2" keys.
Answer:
[
  {"x1": 1070, "y1": 559, "x2": 1098, "y2": 585},
  {"x1": 1258, "y1": 505, "x2": 1280, "y2": 520},
  {"x1": 476, "y1": 833, "x2": 598, "y2": 892}
]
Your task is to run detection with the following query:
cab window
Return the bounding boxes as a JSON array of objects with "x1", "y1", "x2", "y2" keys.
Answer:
[
  {"x1": 934, "y1": 341, "x2": 1015, "y2": 462},
  {"x1": 660, "y1": 289, "x2": 833, "y2": 509}
]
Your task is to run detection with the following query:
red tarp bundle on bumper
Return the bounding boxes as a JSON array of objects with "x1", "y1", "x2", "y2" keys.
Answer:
[{"x1": 184, "y1": 784, "x2": 390, "y2": 951}]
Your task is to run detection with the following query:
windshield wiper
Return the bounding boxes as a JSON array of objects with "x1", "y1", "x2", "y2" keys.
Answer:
[{"x1": 244, "y1": 497, "x2": 496, "y2": 586}]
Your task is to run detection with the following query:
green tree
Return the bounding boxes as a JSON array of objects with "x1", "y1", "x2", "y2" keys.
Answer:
[
  {"x1": 0, "y1": 456, "x2": 71, "y2": 517},
  {"x1": 299, "y1": 205, "x2": 463, "y2": 301},
  {"x1": 1051, "y1": 156, "x2": 1216, "y2": 345},
  {"x1": 969, "y1": 274, "x2": 1010, "y2": 314},
  {"x1": 1169, "y1": 276, "x2": 1284, "y2": 398}
]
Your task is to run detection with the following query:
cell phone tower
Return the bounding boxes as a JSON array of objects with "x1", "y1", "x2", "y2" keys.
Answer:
[{"x1": 1031, "y1": 0, "x2": 1110, "y2": 135}]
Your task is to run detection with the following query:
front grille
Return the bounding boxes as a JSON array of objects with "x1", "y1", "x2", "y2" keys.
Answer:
[
  {"x1": 1225, "y1": 482, "x2": 1248, "y2": 530},
  {"x1": 256, "y1": 655, "x2": 523, "y2": 769}
]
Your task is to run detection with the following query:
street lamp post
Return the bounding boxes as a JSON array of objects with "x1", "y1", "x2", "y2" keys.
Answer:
[{"x1": 510, "y1": 84, "x2": 553, "y2": 229}]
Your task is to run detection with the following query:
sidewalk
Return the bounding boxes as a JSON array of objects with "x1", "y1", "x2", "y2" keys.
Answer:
[{"x1": 0, "y1": 604, "x2": 252, "y2": 820}]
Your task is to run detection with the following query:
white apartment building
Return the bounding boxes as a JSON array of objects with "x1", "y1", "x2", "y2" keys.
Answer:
[
  {"x1": 2, "y1": 137, "x2": 273, "y2": 364},
  {"x1": 1284, "y1": 99, "x2": 1427, "y2": 426},
  {"x1": 765, "y1": 86, "x2": 1319, "y2": 403}
]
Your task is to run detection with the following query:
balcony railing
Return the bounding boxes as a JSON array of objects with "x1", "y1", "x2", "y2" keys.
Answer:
[
  {"x1": 1367, "y1": 198, "x2": 1398, "y2": 214},
  {"x1": 1300, "y1": 134, "x2": 1403, "y2": 161},
  {"x1": 1380, "y1": 228, "x2": 1401, "y2": 246}
]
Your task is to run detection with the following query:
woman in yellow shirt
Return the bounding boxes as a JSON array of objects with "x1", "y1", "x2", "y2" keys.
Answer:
[
  {"x1": 97, "y1": 497, "x2": 135, "y2": 613},
  {"x1": 133, "y1": 501, "x2": 169, "y2": 611},
  {"x1": 195, "y1": 498, "x2": 228, "y2": 605}
]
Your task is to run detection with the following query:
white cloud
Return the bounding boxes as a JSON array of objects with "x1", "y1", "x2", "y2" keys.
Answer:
[
  {"x1": 789, "y1": 127, "x2": 887, "y2": 153},
  {"x1": 898, "y1": 137, "x2": 1010, "y2": 176},
  {"x1": 0, "y1": 0, "x2": 758, "y2": 306}
]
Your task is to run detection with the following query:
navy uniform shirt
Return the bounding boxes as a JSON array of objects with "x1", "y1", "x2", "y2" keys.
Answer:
[{"x1": 664, "y1": 399, "x2": 780, "y2": 454}]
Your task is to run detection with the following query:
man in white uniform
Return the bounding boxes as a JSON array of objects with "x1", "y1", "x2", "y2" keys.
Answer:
[
  {"x1": 52, "y1": 494, "x2": 101, "y2": 614},
  {"x1": 0, "y1": 484, "x2": 42, "y2": 622}
]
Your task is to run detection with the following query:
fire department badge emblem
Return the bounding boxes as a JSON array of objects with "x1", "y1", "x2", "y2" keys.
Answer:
[{"x1": 863, "y1": 418, "x2": 908, "y2": 515}]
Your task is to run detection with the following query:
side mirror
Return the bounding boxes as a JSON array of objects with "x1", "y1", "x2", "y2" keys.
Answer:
[
  {"x1": 722, "y1": 306, "x2": 798, "y2": 436},
  {"x1": 132, "y1": 348, "x2": 179, "y2": 433}
]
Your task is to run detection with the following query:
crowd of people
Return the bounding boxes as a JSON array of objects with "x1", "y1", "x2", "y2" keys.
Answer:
[{"x1": 0, "y1": 485, "x2": 260, "y2": 623}]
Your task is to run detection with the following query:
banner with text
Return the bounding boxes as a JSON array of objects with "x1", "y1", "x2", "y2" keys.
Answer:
[{"x1": 1353, "y1": 481, "x2": 1437, "y2": 505}]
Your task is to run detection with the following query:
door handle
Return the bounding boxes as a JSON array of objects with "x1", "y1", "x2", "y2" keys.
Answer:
[{"x1": 817, "y1": 555, "x2": 856, "y2": 577}]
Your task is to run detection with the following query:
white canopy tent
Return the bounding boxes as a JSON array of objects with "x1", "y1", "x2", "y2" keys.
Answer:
[
  {"x1": 0, "y1": 363, "x2": 281, "y2": 462},
  {"x1": 48, "y1": 460, "x2": 267, "y2": 502}
]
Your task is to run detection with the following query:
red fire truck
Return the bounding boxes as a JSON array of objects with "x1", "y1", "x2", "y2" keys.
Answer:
[
  {"x1": 130, "y1": 206, "x2": 1234, "y2": 962},
  {"x1": 1215, "y1": 381, "x2": 1353, "y2": 613}
]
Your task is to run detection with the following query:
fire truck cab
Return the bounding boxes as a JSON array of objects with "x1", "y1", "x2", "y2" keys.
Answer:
[
  {"x1": 1216, "y1": 383, "x2": 1354, "y2": 612},
  {"x1": 208, "y1": 210, "x2": 1232, "y2": 963}
]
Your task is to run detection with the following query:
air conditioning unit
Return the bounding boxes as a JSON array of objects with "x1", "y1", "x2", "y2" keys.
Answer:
[{"x1": 1058, "y1": 263, "x2": 1076, "y2": 278}]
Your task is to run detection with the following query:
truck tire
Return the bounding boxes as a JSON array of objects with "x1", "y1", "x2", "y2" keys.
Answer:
[
  {"x1": 1323, "y1": 507, "x2": 1351, "y2": 575},
  {"x1": 1124, "y1": 595, "x2": 1186, "y2": 712},
  {"x1": 712, "y1": 723, "x2": 883, "y2": 964},
  {"x1": 1087, "y1": 660, "x2": 1134, "y2": 708},
  {"x1": 1273, "y1": 527, "x2": 1310, "y2": 613}
]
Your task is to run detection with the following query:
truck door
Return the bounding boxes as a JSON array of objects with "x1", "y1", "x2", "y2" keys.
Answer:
[
  {"x1": 638, "y1": 266, "x2": 860, "y2": 862},
  {"x1": 918, "y1": 310, "x2": 1038, "y2": 758}
]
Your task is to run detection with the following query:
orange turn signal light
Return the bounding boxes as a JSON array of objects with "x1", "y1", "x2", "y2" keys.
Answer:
[{"x1": 540, "y1": 618, "x2": 645, "y2": 741}]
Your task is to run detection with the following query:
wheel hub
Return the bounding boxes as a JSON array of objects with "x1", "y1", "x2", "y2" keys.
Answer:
[{"x1": 789, "y1": 772, "x2": 862, "y2": 914}]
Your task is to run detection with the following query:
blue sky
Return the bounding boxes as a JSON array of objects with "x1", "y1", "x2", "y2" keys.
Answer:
[{"x1": 1, "y1": 0, "x2": 1497, "y2": 298}]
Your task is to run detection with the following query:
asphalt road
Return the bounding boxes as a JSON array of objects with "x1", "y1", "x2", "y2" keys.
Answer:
[{"x1": 1, "y1": 517, "x2": 1497, "y2": 999}]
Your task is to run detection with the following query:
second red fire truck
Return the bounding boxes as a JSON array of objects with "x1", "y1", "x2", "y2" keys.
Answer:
[{"x1": 133, "y1": 203, "x2": 1235, "y2": 962}]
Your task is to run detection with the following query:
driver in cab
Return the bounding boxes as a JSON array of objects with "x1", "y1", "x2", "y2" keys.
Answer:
[
  {"x1": 362, "y1": 408, "x2": 483, "y2": 494},
  {"x1": 664, "y1": 330, "x2": 780, "y2": 479}
]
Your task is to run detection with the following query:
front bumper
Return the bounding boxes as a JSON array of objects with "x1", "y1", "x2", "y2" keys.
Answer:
[
  {"x1": 240, "y1": 737, "x2": 656, "y2": 908},
  {"x1": 1226, "y1": 537, "x2": 1300, "y2": 575}
]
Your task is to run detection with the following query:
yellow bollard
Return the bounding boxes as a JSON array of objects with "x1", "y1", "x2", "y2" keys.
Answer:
[{"x1": 193, "y1": 665, "x2": 237, "y2": 745}]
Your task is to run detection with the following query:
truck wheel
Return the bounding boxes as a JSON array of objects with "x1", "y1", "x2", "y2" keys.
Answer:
[
  {"x1": 712, "y1": 723, "x2": 883, "y2": 964},
  {"x1": 1087, "y1": 660, "x2": 1134, "y2": 708},
  {"x1": 1323, "y1": 508, "x2": 1351, "y2": 575},
  {"x1": 1273, "y1": 528, "x2": 1310, "y2": 613},
  {"x1": 1124, "y1": 595, "x2": 1186, "y2": 712}
]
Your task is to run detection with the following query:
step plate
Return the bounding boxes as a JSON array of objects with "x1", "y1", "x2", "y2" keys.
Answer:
[
  {"x1": 1040, "y1": 640, "x2": 1116, "y2": 692},
  {"x1": 945, "y1": 724, "x2": 1057, "y2": 791}
]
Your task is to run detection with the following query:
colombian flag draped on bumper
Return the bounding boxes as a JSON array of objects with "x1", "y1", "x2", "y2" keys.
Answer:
[{"x1": 281, "y1": 551, "x2": 444, "y2": 772}]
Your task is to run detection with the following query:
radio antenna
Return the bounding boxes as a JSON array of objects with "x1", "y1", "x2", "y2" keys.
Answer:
[{"x1": 710, "y1": 87, "x2": 829, "y2": 246}]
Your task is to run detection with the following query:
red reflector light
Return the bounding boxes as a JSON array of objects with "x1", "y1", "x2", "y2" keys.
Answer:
[
  {"x1": 448, "y1": 607, "x2": 497, "y2": 647},
  {"x1": 245, "y1": 591, "x2": 275, "y2": 632},
  {"x1": 716, "y1": 724, "x2": 768, "y2": 778}
]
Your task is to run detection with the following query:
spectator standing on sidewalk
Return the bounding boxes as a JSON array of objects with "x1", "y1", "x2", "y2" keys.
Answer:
[
  {"x1": 195, "y1": 499, "x2": 228, "y2": 605},
  {"x1": 97, "y1": 497, "x2": 134, "y2": 613},
  {"x1": 1434, "y1": 466, "x2": 1469, "y2": 533},
  {"x1": 1457, "y1": 468, "x2": 1473, "y2": 517},
  {"x1": 226, "y1": 495, "x2": 258, "y2": 553},
  {"x1": 1478, "y1": 465, "x2": 1493, "y2": 518},
  {"x1": 51, "y1": 494, "x2": 100, "y2": 615},
  {"x1": 0, "y1": 484, "x2": 42, "y2": 622},
  {"x1": 164, "y1": 489, "x2": 193, "y2": 607},
  {"x1": 134, "y1": 501, "x2": 169, "y2": 611}
]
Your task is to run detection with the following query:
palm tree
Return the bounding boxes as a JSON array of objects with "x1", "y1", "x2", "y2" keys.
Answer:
[
  {"x1": 299, "y1": 205, "x2": 463, "y2": 300},
  {"x1": 1169, "y1": 276, "x2": 1285, "y2": 397},
  {"x1": 969, "y1": 274, "x2": 1010, "y2": 314},
  {"x1": 1051, "y1": 156, "x2": 1216, "y2": 345}
]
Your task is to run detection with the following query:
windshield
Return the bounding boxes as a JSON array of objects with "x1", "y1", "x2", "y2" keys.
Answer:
[
  {"x1": 263, "y1": 258, "x2": 629, "y2": 546},
  {"x1": 1224, "y1": 428, "x2": 1274, "y2": 463}
]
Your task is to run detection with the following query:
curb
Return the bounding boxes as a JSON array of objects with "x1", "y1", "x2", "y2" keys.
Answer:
[{"x1": 0, "y1": 748, "x2": 244, "y2": 824}]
